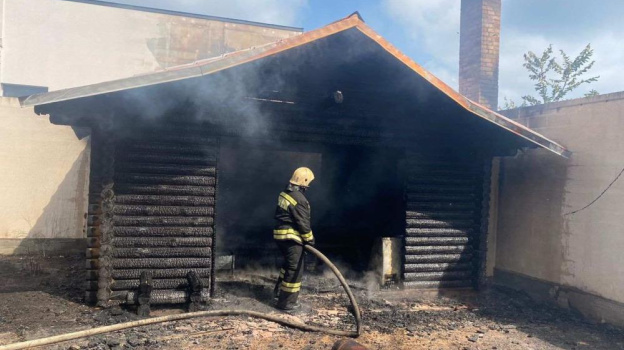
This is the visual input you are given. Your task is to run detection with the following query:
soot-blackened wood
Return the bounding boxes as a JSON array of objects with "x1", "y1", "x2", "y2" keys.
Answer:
[
  {"x1": 112, "y1": 237, "x2": 212, "y2": 247},
  {"x1": 115, "y1": 163, "x2": 216, "y2": 176},
  {"x1": 115, "y1": 195, "x2": 215, "y2": 206},
  {"x1": 112, "y1": 278, "x2": 211, "y2": 290},
  {"x1": 406, "y1": 219, "x2": 476, "y2": 228},
  {"x1": 113, "y1": 216, "x2": 214, "y2": 227},
  {"x1": 403, "y1": 262, "x2": 473, "y2": 272},
  {"x1": 405, "y1": 237, "x2": 470, "y2": 245},
  {"x1": 405, "y1": 228, "x2": 474, "y2": 236},
  {"x1": 96, "y1": 123, "x2": 116, "y2": 307},
  {"x1": 115, "y1": 184, "x2": 215, "y2": 196},
  {"x1": 85, "y1": 129, "x2": 104, "y2": 303},
  {"x1": 404, "y1": 253, "x2": 472, "y2": 264},
  {"x1": 113, "y1": 205, "x2": 214, "y2": 217},
  {"x1": 403, "y1": 280, "x2": 472, "y2": 289},
  {"x1": 125, "y1": 290, "x2": 210, "y2": 305},
  {"x1": 112, "y1": 258, "x2": 211, "y2": 269},
  {"x1": 109, "y1": 131, "x2": 218, "y2": 306},
  {"x1": 403, "y1": 154, "x2": 485, "y2": 290},
  {"x1": 210, "y1": 137, "x2": 220, "y2": 297},
  {"x1": 115, "y1": 174, "x2": 215, "y2": 186},
  {"x1": 111, "y1": 247, "x2": 212, "y2": 258},
  {"x1": 118, "y1": 154, "x2": 217, "y2": 166},
  {"x1": 137, "y1": 272, "x2": 152, "y2": 317},
  {"x1": 476, "y1": 158, "x2": 493, "y2": 290},
  {"x1": 113, "y1": 268, "x2": 212, "y2": 280},
  {"x1": 405, "y1": 245, "x2": 473, "y2": 254},
  {"x1": 120, "y1": 143, "x2": 217, "y2": 156},
  {"x1": 187, "y1": 271, "x2": 204, "y2": 312},
  {"x1": 113, "y1": 227, "x2": 213, "y2": 238},
  {"x1": 404, "y1": 270, "x2": 473, "y2": 281}
]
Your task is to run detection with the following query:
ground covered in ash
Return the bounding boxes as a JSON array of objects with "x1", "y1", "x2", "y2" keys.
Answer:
[{"x1": 1, "y1": 255, "x2": 623, "y2": 349}]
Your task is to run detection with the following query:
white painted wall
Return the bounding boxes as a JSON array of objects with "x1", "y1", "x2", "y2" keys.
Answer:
[
  {"x1": 496, "y1": 92, "x2": 624, "y2": 305},
  {"x1": 0, "y1": 0, "x2": 300, "y2": 93},
  {"x1": 0, "y1": 98, "x2": 90, "y2": 251}
]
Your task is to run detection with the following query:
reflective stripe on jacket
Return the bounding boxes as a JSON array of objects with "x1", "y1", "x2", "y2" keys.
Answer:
[{"x1": 274, "y1": 189, "x2": 314, "y2": 243}]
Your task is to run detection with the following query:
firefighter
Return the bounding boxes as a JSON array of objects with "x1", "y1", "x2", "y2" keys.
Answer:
[{"x1": 273, "y1": 167, "x2": 315, "y2": 311}]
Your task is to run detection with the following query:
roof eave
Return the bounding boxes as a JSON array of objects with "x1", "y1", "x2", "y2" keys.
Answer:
[{"x1": 19, "y1": 13, "x2": 569, "y2": 158}]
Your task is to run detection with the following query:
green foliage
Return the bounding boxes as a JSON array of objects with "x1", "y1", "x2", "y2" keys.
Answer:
[
  {"x1": 501, "y1": 44, "x2": 599, "y2": 110},
  {"x1": 522, "y1": 44, "x2": 599, "y2": 105},
  {"x1": 584, "y1": 89, "x2": 599, "y2": 98}
]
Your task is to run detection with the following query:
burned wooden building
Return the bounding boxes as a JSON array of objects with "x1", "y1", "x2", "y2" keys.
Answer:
[{"x1": 20, "y1": 14, "x2": 568, "y2": 307}]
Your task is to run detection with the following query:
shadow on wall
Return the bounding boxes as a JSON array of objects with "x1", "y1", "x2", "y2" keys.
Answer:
[
  {"x1": 495, "y1": 149, "x2": 569, "y2": 286},
  {"x1": 4, "y1": 133, "x2": 91, "y2": 256}
]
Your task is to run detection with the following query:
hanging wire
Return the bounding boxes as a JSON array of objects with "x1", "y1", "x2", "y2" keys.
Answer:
[{"x1": 564, "y1": 165, "x2": 624, "y2": 216}]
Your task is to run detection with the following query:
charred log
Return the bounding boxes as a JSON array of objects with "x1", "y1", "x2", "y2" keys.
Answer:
[
  {"x1": 405, "y1": 210, "x2": 475, "y2": 219},
  {"x1": 113, "y1": 205, "x2": 214, "y2": 217},
  {"x1": 117, "y1": 154, "x2": 216, "y2": 166},
  {"x1": 405, "y1": 219, "x2": 476, "y2": 228},
  {"x1": 403, "y1": 263, "x2": 473, "y2": 273},
  {"x1": 96, "y1": 124, "x2": 116, "y2": 307},
  {"x1": 115, "y1": 174, "x2": 215, "y2": 186},
  {"x1": 112, "y1": 268, "x2": 211, "y2": 280},
  {"x1": 115, "y1": 184, "x2": 215, "y2": 196},
  {"x1": 403, "y1": 271, "x2": 473, "y2": 281},
  {"x1": 404, "y1": 254, "x2": 472, "y2": 264},
  {"x1": 137, "y1": 272, "x2": 153, "y2": 317},
  {"x1": 115, "y1": 195, "x2": 215, "y2": 206},
  {"x1": 113, "y1": 216, "x2": 214, "y2": 227},
  {"x1": 118, "y1": 142, "x2": 217, "y2": 155},
  {"x1": 186, "y1": 271, "x2": 204, "y2": 312},
  {"x1": 112, "y1": 237, "x2": 212, "y2": 247},
  {"x1": 111, "y1": 278, "x2": 210, "y2": 291},
  {"x1": 125, "y1": 289, "x2": 210, "y2": 305},
  {"x1": 405, "y1": 228, "x2": 474, "y2": 236},
  {"x1": 112, "y1": 258, "x2": 211, "y2": 269},
  {"x1": 113, "y1": 226, "x2": 213, "y2": 237},
  {"x1": 115, "y1": 163, "x2": 216, "y2": 176},
  {"x1": 111, "y1": 247, "x2": 211, "y2": 258},
  {"x1": 403, "y1": 280, "x2": 473, "y2": 289},
  {"x1": 405, "y1": 237, "x2": 470, "y2": 246},
  {"x1": 405, "y1": 245, "x2": 473, "y2": 254}
]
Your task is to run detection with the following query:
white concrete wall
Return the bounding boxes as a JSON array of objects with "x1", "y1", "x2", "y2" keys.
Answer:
[
  {"x1": 496, "y1": 92, "x2": 624, "y2": 306},
  {"x1": 0, "y1": 97, "x2": 90, "y2": 253},
  {"x1": 0, "y1": 0, "x2": 301, "y2": 93}
]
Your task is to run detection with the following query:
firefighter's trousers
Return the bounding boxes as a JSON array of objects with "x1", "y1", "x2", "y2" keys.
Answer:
[{"x1": 275, "y1": 240, "x2": 305, "y2": 309}]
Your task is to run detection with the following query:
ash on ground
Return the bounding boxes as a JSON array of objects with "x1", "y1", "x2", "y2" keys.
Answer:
[{"x1": 1, "y1": 255, "x2": 623, "y2": 350}]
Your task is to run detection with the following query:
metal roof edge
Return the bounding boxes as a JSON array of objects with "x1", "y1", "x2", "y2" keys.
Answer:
[
  {"x1": 352, "y1": 22, "x2": 570, "y2": 158},
  {"x1": 61, "y1": 0, "x2": 303, "y2": 32}
]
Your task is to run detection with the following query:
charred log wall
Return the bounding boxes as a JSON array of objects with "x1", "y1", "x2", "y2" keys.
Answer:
[
  {"x1": 403, "y1": 153, "x2": 491, "y2": 289},
  {"x1": 85, "y1": 126, "x2": 109, "y2": 304},
  {"x1": 86, "y1": 124, "x2": 218, "y2": 305}
]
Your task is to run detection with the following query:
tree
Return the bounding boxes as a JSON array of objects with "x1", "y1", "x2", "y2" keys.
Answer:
[{"x1": 502, "y1": 44, "x2": 599, "y2": 109}]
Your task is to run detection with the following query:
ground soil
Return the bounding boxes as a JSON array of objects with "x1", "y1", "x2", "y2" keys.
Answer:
[{"x1": 1, "y1": 255, "x2": 623, "y2": 350}]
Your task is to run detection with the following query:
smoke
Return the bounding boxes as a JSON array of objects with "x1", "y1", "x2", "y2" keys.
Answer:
[{"x1": 95, "y1": 24, "x2": 411, "y2": 286}]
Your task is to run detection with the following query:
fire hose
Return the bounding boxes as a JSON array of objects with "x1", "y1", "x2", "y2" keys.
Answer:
[{"x1": 0, "y1": 244, "x2": 362, "y2": 350}]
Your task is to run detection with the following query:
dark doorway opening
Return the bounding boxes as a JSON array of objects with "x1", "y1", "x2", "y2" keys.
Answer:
[{"x1": 216, "y1": 140, "x2": 404, "y2": 273}]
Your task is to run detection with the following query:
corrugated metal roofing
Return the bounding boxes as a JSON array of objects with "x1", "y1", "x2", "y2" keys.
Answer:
[{"x1": 19, "y1": 13, "x2": 569, "y2": 157}]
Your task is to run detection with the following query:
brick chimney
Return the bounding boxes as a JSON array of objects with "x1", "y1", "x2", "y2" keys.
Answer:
[{"x1": 459, "y1": 0, "x2": 501, "y2": 109}]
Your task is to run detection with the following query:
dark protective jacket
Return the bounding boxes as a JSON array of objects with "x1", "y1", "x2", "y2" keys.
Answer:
[{"x1": 273, "y1": 185, "x2": 314, "y2": 244}]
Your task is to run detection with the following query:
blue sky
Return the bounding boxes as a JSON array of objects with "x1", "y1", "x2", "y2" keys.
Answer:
[{"x1": 111, "y1": 0, "x2": 624, "y2": 107}]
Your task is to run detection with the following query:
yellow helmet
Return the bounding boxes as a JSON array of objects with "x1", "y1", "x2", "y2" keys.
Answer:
[{"x1": 289, "y1": 167, "x2": 315, "y2": 187}]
